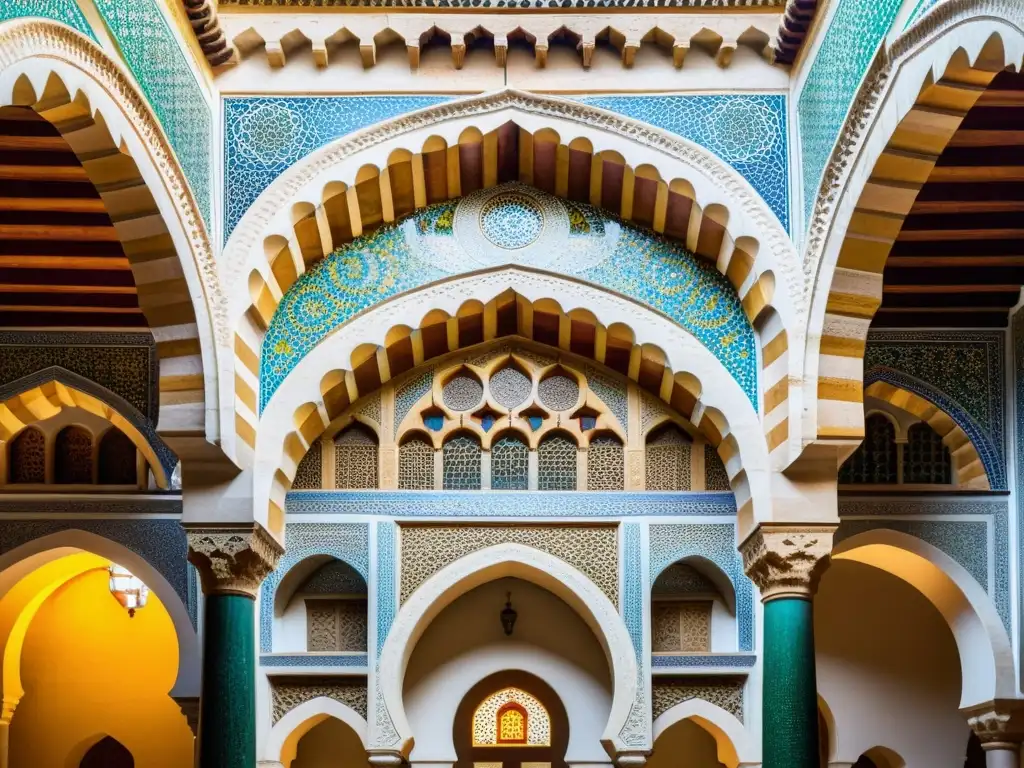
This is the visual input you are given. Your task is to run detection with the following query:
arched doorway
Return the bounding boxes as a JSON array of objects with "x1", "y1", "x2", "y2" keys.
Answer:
[
  {"x1": 454, "y1": 671, "x2": 569, "y2": 768},
  {"x1": 81, "y1": 736, "x2": 134, "y2": 768}
]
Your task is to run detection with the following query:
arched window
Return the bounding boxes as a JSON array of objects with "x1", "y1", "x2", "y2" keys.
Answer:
[
  {"x1": 704, "y1": 444, "x2": 730, "y2": 491},
  {"x1": 81, "y1": 736, "x2": 133, "y2": 768},
  {"x1": 537, "y1": 433, "x2": 577, "y2": 490},
  {"x1": 8, "y1": 427, "x2": 45, "y2": 484},
  {"x1": 292, "y1": 438, "x2": 322, "y2": 489},
  {"x1": 97, "y1": 428, "x2": 137, "y2": 485},
  {"x1": 645, "y1": 424, "x2": 692, "y2": 491},
  {"x1": 650, "y1": 562, "x2": 719, "y2": 653},
  {"x1": 443, "y1": 433, "x2": 482, "y2": 490},
  {"x1": 904, "y1": 422, "x2": 951, "y2": 484},
  {"x1": 399, "y1": 434, "x2": 435, "y2": 490},
  {"x1": 587, "y1": 433, "x2": 623, "y2": 490},
  {"x1": 839, "y1": 414, "x2": 897, "y2": 485},
  {"x1": 55, "y1": 426, "x2": 93, "y2": 484},
  {"x1": 472, "y1": 687, "x2": 551, "y2": 747},
  {"x1": 491, "y1": 432, "x2": 529, "y2": 490},
  {"x1": 333, "y1": 424, "x2": 378, "y2": 489},
  {"x1": 300, "y1": 559, "x2": 368, "y2": 653}
]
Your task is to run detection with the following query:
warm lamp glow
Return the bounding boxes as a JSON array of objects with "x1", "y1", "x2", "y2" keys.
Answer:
[{"x1": 108, "y1": 563, "x2": 149, "y2": 618}]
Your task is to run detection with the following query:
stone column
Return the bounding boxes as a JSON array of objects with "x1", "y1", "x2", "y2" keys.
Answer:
[
  {"x1": 741, "y1": 525, "x2": 834, "y2": 768},
  {"x1": 188, "y1": 524, "x2": 283, "y2": 768},
  {"x1": 967, "y1": 705, "x2": 1022, "y2": 768}
]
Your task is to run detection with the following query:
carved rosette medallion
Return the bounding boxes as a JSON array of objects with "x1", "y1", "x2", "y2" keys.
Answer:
[
  {"x1": 187, "y1": 524, "x2": 284, "y2": 598},
  {"x1": 739, "y1": 525, "x2": 834, "y2": 602}
]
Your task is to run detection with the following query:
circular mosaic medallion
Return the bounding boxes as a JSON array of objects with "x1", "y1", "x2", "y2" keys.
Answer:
[{"x1": 479, "y1": 193, "x2": 544, "y2": 249}]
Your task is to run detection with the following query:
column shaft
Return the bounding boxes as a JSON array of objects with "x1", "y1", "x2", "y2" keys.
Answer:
[
  {"x1": 199, "y1": 594, "x2": 256, "y2": 768},
  {"x1": 763, "y1": 597, "x2": 819, "y2": 768},
  {"x1": 985, "y1": 747, "x2": 1019, "y2": 768}
]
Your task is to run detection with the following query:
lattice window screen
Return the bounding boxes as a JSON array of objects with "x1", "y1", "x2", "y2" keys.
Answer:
[
  {"x1": 399, "y1": 436, "x2": 435, "y2": 490},
  {"x1": 537, "y1": 434, "x2": 577, "y2": 490},
  {"x1": 443, "y1": 433, "x2": 482, "y2": 490},
  {"x1": 55, "y1": 426, "x2": 93, "y2": 484},
  {"x1": 651, "y1": 601, "x2": 712, "y2": 652},
  {"x1": 292, "y1": 439, "x2": 322, "y2": 489},
  {"x1": 305, "y1": 599, "x2": 368, "y2": 652},
  {"x1": 645, "y1": 425, "x2": 692, "y2": 490},
  {"x1": 8, "y1": 427, "x2": 45, "y2": 484},
  {"x1": 839, "y1": 414, "x2": 898, "y2": 484},
  {"x1": 98, "y1": 429, "x2": 137, "y2": 485},
  {"x1": 334, "y1": 425, "x2": 378, "y2": 489},
  {"x1": 491, "y1": 433, "x2": 529, "y2": 490},
  {"x1": 904, "y1": 422, "x2": 952, "y2": 484},
  {"x1": 587, "y1": 434, "x2": 623, "y2": 490}
]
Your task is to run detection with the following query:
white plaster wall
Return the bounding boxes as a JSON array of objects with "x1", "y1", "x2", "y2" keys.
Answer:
[
  {"x1": 814, "y1": 559, "x2": 970, "y2": 767},
  {"x1": 277, "y1": 593, "x2": 309, "y2": 652},
  {"x1": 648, "y1": 720, "x2": 725, "y2": 768},
  {"x1": 403, "y1": 576, "x2": 612, "y2": 764},
  {"x1": 710, "y1": 600, "x2": 736, "y2": 653},
  {"x1": 292, "y1": 716, "x2": 370, "y2": 768}
]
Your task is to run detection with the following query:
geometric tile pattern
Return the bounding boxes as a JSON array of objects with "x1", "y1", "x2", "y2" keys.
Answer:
[
  {"x1": 652, "y1": 676, "x2": 744, "y2": 720},
  {"x1": 92, "y1": 0, "x2": 212, "y2": 226},
  {"x1": 271, "y1": 677, "x2": 368, "y2": 723},
  {"x1": 376, "y1": 521, "x2": 397, "y2": 658},
  {"x1": 837, "y1": 495, "x2": 1010, "y2": 634},
  {"x1": 649, "y1": 523, "x2": 753, "y2": 652},
  {"x1": 864, "y1": 330, "x2": 1006, "y2": 488},
  {"x1": 1, "y1": 0, "x2": 95, "y2": 39},
  {"x1": 259, "y1": 523, "x2": 370, "y2": 653},
  {"x1": 620, "y1": 522, "x2": 648, "y2": 748},
  {"x1": 223, "y1": 96, "x2": 451, "y2": 241},
  {"x1": 578, "y1": 94, "x2": 789, "y2": 231},
  {"x1": 262, "y1": 186, "x2": 757, "y2": 410},
  {"x1": 651, "y1": 654, "x2": 757, "y2": 669},
  {"x1": 284, "y1": 490, "x2": 738, "y2": 517},
  {"x1": 798, "y1": 0, "x2": 903, "y2": 222}
]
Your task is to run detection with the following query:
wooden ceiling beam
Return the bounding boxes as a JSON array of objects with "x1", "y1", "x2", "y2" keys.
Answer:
[
  {"x1": 0, "y1": 223, "x2": 119, "y2": 241},
  {"x1": 0, "y1": 304, "x2": 142, "y2": 314},
  {"x1": 897, "y1": 227, "x2": 1024, "y2": 241},
  {"x1": 0, "y1": 255, "x2": 129, "y2": 269},
  {"x1": 886, "y1": 255, "x2": 1024, "y2": 267},
  {"x1": 0, "y1": 283, "x2": 137, "y2": 295},
  {"x1": 909, "y1": 199, "x2": 1024, "y2": 214},
  {"x1": 948, "y1": 129, "x2": 1024, "y2": 147},
  {"x1": 0, "y1": 197, "x2": 106, "y2": 213},
  {"x1": 883, "y1": 284, "x2": 1022, "y2": 294},
  {"x1": 0, "y1": 135, "x2": 70, "y2": 151},
  {"x1": 928, "y1": 166, "x2": 1024, "y2": 182},
  {"x1": 0, "y1": 165, "x2": 89, "y2": 182}
]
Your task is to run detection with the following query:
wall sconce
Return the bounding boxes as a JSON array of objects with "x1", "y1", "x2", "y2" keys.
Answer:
[
  {"x1": 500, "y1": 592, "x2": 518, "y2": 636},
  {"x1": 108, "y1": 563, "x2": 149, "y2": 618}
]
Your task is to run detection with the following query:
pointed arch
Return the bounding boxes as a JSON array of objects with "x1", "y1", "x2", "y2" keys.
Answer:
[
  {"x1": 263, "y1": 696, "x2": 368, "y2": 765},
  {"x1": 652, "y1": 698, "x2": 759, "y2": 768}
]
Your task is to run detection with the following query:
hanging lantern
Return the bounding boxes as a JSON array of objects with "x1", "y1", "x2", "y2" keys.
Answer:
[
  {"x1": 108, "y1": 563, "x2": 149, "y2": 618},
  {"x1": 500, "y1": 592, "x2": 518, "y2": 636}
]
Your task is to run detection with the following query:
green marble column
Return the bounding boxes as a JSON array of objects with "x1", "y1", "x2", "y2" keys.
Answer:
[
  {"x1": 199, "y1": 594, "x2": 256, "y2": 768},
  {"x1": 741, "y1": 525, "x2": 834, "y2": 768},
  {"x1": 763, "y1": 597, "x2": 818, "y2": 768},
  {"x1": 187, "y1": 525, "x2": 283, "y2": 768}
]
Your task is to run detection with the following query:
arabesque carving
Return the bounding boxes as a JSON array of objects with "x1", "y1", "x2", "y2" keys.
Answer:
[
  {"x1": 740, "y1": 525, "x2": 834, "y2": 601},
  {"x1": 187, "y1": 524, "x2": 283, "y2": 597}
]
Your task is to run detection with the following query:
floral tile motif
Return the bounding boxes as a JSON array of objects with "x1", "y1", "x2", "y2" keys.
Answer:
[
  {"x1": 577, "y1": 95, "x2": 789, "y2": 232},
  {"x1": 864, "y1": 330, "x2": 1005, "y2": 489},
  {"x1": 798, "y1": 0, "x2": 903, "y2": 223},
  {"x1": 1, "y1": 0, "x2": 95, "y2": 38},
  {"x1": 261, "y1": 185, "x2": 757, "y2": 411},
  {"x1": 92, "y1": 0, "x2": 211, "y2": 226},
  {"x1": 223, "y1": 96, "x2": 451, "y2": 242}
]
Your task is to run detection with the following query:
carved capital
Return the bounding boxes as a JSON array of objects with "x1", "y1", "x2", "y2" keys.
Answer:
[
  {"x1": 965, "y1": 701, "x2": 1024, "y2": 748},
  {"x1": 187, "y1": 523, "x2": 283, "y2": 598},
  {"x1": 1, "y1": 695, "x2": 20, "y2": 725},
  {"x1": 740, "y1": 525, "x2": 834, "y2": 601}
]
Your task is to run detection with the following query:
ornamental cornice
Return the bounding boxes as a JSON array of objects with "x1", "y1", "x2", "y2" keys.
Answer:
[
  {"x1": 802, "y1": 0, "x2": 1024, "y2": 296},
  {"x1": 223, "y1": 88, "x2": 801, "y2": 319},
  {"x1": 739, "y1": 524, "x2": 834, "y2": 600},
  {"x1": 218, "y1": 0, "x2": 782, "y2": 7},
  {"x1": 0, "y1": 19, "x2": 224, "y2": 344},
  {"x1": 963, "y1": 700, "x2": 1024, "y2": 746},
  {"x1": 187, "y1": 523, "x2": 284, "y2": 597}
]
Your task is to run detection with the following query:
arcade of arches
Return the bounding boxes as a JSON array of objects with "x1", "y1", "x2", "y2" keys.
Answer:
[{"x1": 3, "y1": 3, "x2": 1024, "y2": 768}]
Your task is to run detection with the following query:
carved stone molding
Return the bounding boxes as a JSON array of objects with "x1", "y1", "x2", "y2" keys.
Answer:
[
  {"x1": 739, "y1": 525, "x2": 834, "y2": 601},
  {"x1": 803, "y1": 0, "x2": 1024, "y2": 289},
  {"x1": 224, "y1": 88, "x2": 801, "y2": 319},
  {"x1": 0, "y1": 19, "x2": 223, "y2": 343},
  {"x1": 183, "y1": 0, "x2": 237, "y2": 68},
  {"x1": 187, "y1": 523, "x2": 283, "y2": 598},
  {"x1": 174, "y1": 695, "x2": 200, "y2": 736},
  {"x1": 964, "y1": 701, "x2": 1024, "y2": 748}
]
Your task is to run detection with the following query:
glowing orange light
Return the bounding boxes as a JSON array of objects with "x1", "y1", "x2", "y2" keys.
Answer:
[{"x1": 108, "y1": 563, "x2": 148, "y2": 618}]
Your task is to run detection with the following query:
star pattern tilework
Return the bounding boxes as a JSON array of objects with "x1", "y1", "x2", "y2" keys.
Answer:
[
  {"x1": 1, "y1": 0, "x2": 95, "y2": 38},
  {"x1": 577, "y1": 94, "x2": 789, "y2": 232},
  {"x1": 260, "y1": 185, "x2": 757, "y2": 411},
  {"x1": 798, "y1": 0, "x2": 903, "y2": 223},
  {"x1": 223, "y1": 96, "x2": 452, "y2": 241}
]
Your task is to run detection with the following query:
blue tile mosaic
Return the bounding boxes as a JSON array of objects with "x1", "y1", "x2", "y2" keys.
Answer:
[
  {"x1": 798, "y1": 0, "x2": 903, "y2": 223},
  {"x1": 578, "y1": 95, "x2": 789, "y2": 232},
  {"x1": 651, "y1": 654, "x2": 757, "y2": 669},
  {"x1": 649, "y1": 523, "x2": 753, "y2": 652},
  {"x1": 285, "y1": 490, "x2": 737, "y2": 517},
  {"x1": 623, "y1": 523, "x2": 644, "y2": 660},
  {"x1": 375, "y1": 521, "x2": 397, "y2": 658},
  {"x1": 1, "y1": 0, "x2": 95, "y2": 39},
  {"x1": 1014, "y1": 309, "x2": 1024, "y2": 654},
  {"x1": 903, "y1": 0, "x2": 940, "y2": 28},
  {"x1": 0, "y1": 518, "x2": 193, "y2": 627},
  {"x1": 838, "y1": 495, "x2": 1010, "y2": 634},
  {"x1": 93, "y1": 0, "x2": 211, "y2": 227},
  {"x1": 259, "y1": 653, "x2": 369, "y2": 668},
  {"x1": 261, "y1": 184, "x2": 757, "y2": 411},
  {"x1": 864, "y1": 330, "x2": 1006, "y2": 489},
  {"x1": 259, "y1": 523, "x2": 369, "y2": 653},
  {"x1": 223, "y1": 96, "x2": 451, "y2": 241}
]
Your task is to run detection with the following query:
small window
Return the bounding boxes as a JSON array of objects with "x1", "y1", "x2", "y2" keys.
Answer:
[
  {"x1": 98, "y1": 429, "x2": 137, "y2": 485},
  {"x1": 443, "y1": 433, "x2": 482, "y2": 490},
  {"x1": 472, "y1": 687, "x2": 551, "y2": 747},
  {"x1": 491, "y1": 433, "x2": 529, "y2": 491},
  {"x1": 55, "y1": 426, "x2": 93, "y2": 484},
  {"x1": 305, "y1": 598, "x2": 367, "y2": 652},
  {"x1": 587, "y1": 434, "x2": 623, "y2": 490},
  {"x1": 652, "y1": 601, "x2": 712, "y2": 653},
  {"x1": 904, "y1": 422, "x2": 951, "y2": 484},
  {"x1": 8, "y1": 427, "x2": 45, "y2": 484},
  {"x1": 839, "y1": 414, "x2": 897, "y2": 485},
  {"x1": 537, "y1": 433, "x2": 577, "y2": 491},
  {"x1": 334, "y1": 424, "x2": 378, "y2": 489},
  {"x1": 645, "y1": 425, "x2": 692, "y2": 491},
  {"x1": 399, "y1": 435, "x2": 435, "y2": 490},
  {"x1": 443, "y1": 371, "x2": 484, "y2": 412}
]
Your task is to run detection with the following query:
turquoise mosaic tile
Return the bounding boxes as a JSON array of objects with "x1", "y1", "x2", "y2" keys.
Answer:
[
  {"x1": 223, "y1": 96, "x2": 452, "y2": 242},
  {"x1": 93, "y1": 0, "x2": 211, "y2": 226},
  {"x1": 260, "y1": 184, "x2": 757, "y2": 412},
  {"x1": 798, "y1": 0, "x2": 903, "y2": 223},
  {"x1": 0, "y1": 0, "x2": 95, "y2": 39},
  {"x1": 904, "y1": 0, "x2": 940, "y2": 28},
  {"x1": 578, "y1": 95, "x2": 789, "y2": 232}
]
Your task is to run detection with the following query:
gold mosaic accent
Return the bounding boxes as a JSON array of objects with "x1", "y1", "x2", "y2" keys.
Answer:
[
  {"x1": 472, "y1": 687, "x2": 550, "y2": 747},
  {"x1": 399, "y1": 525, "x2": 618, "y2": 605},
  {"x1": 271, "y1": 677, "x2": 368, "y2": 723}
]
